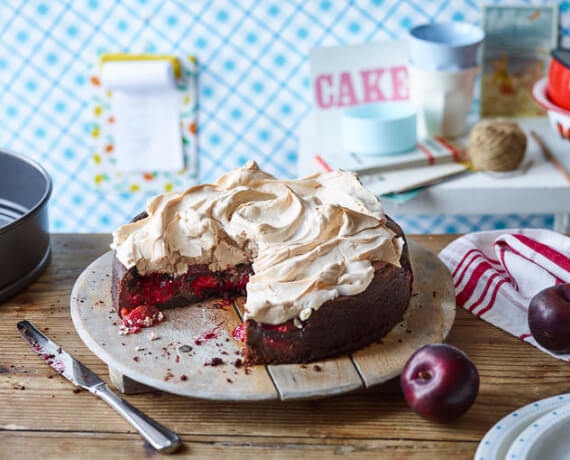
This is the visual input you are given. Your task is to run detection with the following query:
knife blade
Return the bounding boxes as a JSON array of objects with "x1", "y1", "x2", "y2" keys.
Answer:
[
  {"x1": 17, "y1": 320, "x2": 103, "y2": 389},
  {"x1": 17, "y1": 320, "x2": 181, "y2": 454}
]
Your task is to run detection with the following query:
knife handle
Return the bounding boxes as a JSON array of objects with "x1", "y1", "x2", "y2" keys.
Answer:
[{"x1": 92, "y1": 383, "x2": 181, "y2": 454}]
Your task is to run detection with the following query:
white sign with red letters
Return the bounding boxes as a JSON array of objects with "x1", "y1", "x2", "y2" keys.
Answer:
[{"x1": 309, "y1": 41, "x2": 410, "y2": 134}]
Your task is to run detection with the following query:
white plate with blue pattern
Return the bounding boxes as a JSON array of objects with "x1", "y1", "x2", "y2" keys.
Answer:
[
  {"x1": 474, "y1": 394, "x2": 570, "y2": 460},
  {"x1": 505, "y1": 402, "x2": 570, "y2": 460}
]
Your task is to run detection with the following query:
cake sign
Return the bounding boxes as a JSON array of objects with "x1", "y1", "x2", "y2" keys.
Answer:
[
  {"x1": 309, "y1": 41, "x2": 410, "y2": 134},
  {"x1": 314, "y1": 66, "x2": 408, "y2": 108}
]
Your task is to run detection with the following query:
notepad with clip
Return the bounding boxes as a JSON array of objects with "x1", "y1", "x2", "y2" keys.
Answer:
[{"x1": 90, "y1": 54, "x2": 198, "y2": 194}]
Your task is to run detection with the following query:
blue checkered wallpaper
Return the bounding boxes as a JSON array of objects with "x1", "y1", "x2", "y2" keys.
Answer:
[{"x1": 0, "y1": 0, "x2": 568, "y2": 233}]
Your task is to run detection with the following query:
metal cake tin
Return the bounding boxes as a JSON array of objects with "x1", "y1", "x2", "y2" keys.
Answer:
[{"x1": 0, "y1": 150, "x2": 52, "y2": 303}]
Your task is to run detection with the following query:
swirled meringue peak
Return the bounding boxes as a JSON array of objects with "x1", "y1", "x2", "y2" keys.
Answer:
[{"x1": 111, "y1": 161, "x2": 403, "y2": 325}]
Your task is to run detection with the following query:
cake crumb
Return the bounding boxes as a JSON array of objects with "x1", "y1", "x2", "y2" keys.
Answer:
[
  {"x1": 135, "y1": 346, "x2": 145, "y2": 352},
  {"x1": 149, "y1": 331, "x2": 160, "y2": 341},
  {"x1": 226, "y1": 378, "x2": 233, "y2": 383},
  {"x1": 432, "y1": 291, "x2": 437, "y2": 297},
  {"x1": 233, "y1": 358, "x2": 243, "y2": 368},
  {"x1": 313, "y1": 365, "x2": 322, "y2": 372},
  {"x1": 72, "y1": 388, "x2": 81, "y2": 394},
  {"x1": 133, "y1": 356, "x2": 139, "y2": 362},
  {"x1": 161, "y1": 347, "x2": 171, "y2": 359},
  {"x1": 180, "y1": 375, "x2": 187, "y2": 381},
  {"x1": 205, "y1": 357, "x2": 224, "y2": 367}
]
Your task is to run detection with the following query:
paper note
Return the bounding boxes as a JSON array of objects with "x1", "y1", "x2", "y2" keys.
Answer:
[
  {"x1": 101, "y1": 60, "x2": 184, "y2": 172},
  {"x1": 359, "y1": 162, "x2": 468, "y2": 196}
]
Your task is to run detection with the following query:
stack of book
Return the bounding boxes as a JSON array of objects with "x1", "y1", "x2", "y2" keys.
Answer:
[{"x1": 311, "y1": 136, "x2": 469, "y2": 197}]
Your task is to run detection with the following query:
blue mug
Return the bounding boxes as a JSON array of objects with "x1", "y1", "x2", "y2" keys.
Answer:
[{"x1": 408, "y1": 22, "x2": 484, "y2": 71}]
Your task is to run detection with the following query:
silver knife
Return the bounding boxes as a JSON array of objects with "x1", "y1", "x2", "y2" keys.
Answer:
[{"x1": 17, "y1": 320, "x2": 181, "y2": 454}]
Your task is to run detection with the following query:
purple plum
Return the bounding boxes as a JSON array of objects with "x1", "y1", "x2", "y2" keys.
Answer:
[
  {"x1": 528, "y1": 283, "x2": 570, "y2": 353},
  {"x1": 400, "y1": 344, "x2": 479, "y2": 422}
]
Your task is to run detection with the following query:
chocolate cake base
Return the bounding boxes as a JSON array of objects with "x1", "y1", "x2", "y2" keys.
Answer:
[
  {"x1": 112, "y1": 213, "x2": 413, "y2": 365},
  {"x1": 243, "y1": 218, "x2": 413, "y2": 364},
  {"x1": 112, "y1": 211, "x2": 251, "y2": 316}
]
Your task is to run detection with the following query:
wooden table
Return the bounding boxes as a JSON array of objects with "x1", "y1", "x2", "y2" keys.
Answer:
[{"x1": 1, "y1": 234, "x2": 569, "y2": 459}]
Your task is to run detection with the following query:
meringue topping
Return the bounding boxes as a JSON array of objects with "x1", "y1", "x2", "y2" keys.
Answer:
[{"x1": 111, "y1": 161, "x2": 403, "y2": 325}]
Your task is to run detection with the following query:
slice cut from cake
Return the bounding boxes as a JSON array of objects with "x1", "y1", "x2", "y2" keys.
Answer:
[{"x1": 111, "y1": 161, "x2": 413, "y2": 364}]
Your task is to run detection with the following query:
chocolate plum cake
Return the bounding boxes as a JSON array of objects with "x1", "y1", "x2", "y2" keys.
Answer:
[{"x1": 111, "y1": 161, "x2": 413, "y2": 364}]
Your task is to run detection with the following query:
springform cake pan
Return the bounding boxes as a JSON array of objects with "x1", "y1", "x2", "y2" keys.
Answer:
[{"x1": 0, "y1": 150, "x2": 52, "y2": 303}]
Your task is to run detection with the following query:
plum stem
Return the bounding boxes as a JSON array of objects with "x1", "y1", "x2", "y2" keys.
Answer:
[{"x1": 418, "y1": 370, "x2": 432, "y2": 380}]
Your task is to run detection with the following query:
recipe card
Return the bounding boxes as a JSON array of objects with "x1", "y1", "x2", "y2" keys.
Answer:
[
  {"x1": 101, "y1": 60, "x2": 184, "y2": 173},
  {"x1": 89, "y1": 54, "x2": 198, "y2": 195}
]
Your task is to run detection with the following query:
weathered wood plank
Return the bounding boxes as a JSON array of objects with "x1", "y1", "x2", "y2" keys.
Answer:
[
  {"x1": 232, "y1": 297, "x2": 364, "y2": 400},
  {"x1": 1, "y1": 342, "x2": 568, "y2": 441},
  {"x1": 267, "y1": 357, "x2": 364, "y2": 400},
  {"x1": 0, "y1": 431, "x2": 476, "y2": 460}
]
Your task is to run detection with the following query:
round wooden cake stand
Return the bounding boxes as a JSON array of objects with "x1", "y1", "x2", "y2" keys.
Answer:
[{"x1": 70, "y1": 240, "x2": 455, "y2": 401}]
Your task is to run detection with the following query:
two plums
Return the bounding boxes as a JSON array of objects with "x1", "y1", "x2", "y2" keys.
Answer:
[{"x1": 399, "y1": 283, "x2": 570, "y2": 422}]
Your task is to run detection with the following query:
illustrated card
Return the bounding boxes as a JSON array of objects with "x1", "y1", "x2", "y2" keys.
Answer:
[{"x1": 480, "y1": 4, "x2": 558, "y2": 117}]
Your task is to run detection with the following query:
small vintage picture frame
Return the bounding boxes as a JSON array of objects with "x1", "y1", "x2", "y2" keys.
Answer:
[{"x1": 480, "y1": 4, "x2": 559, "y2": 117}]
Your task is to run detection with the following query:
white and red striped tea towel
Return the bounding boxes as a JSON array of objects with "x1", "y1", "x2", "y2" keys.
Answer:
[{"x1": 439, "y1": 229, "x2": 570, "y2": 361}]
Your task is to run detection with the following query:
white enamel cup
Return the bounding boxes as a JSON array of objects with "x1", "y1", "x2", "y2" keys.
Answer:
[{"x1": 408, "y1": 64, "x2": 479, "y2": 139}]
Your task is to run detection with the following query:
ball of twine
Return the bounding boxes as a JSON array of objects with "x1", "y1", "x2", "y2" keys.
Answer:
[{"x1": 467, "y1": 120, "x2": 527, "y2": 172}]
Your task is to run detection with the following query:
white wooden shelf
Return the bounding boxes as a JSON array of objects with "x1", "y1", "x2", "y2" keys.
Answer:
[{"x1": 298, "y1": 116, "x2": 570, "y2": 232}]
